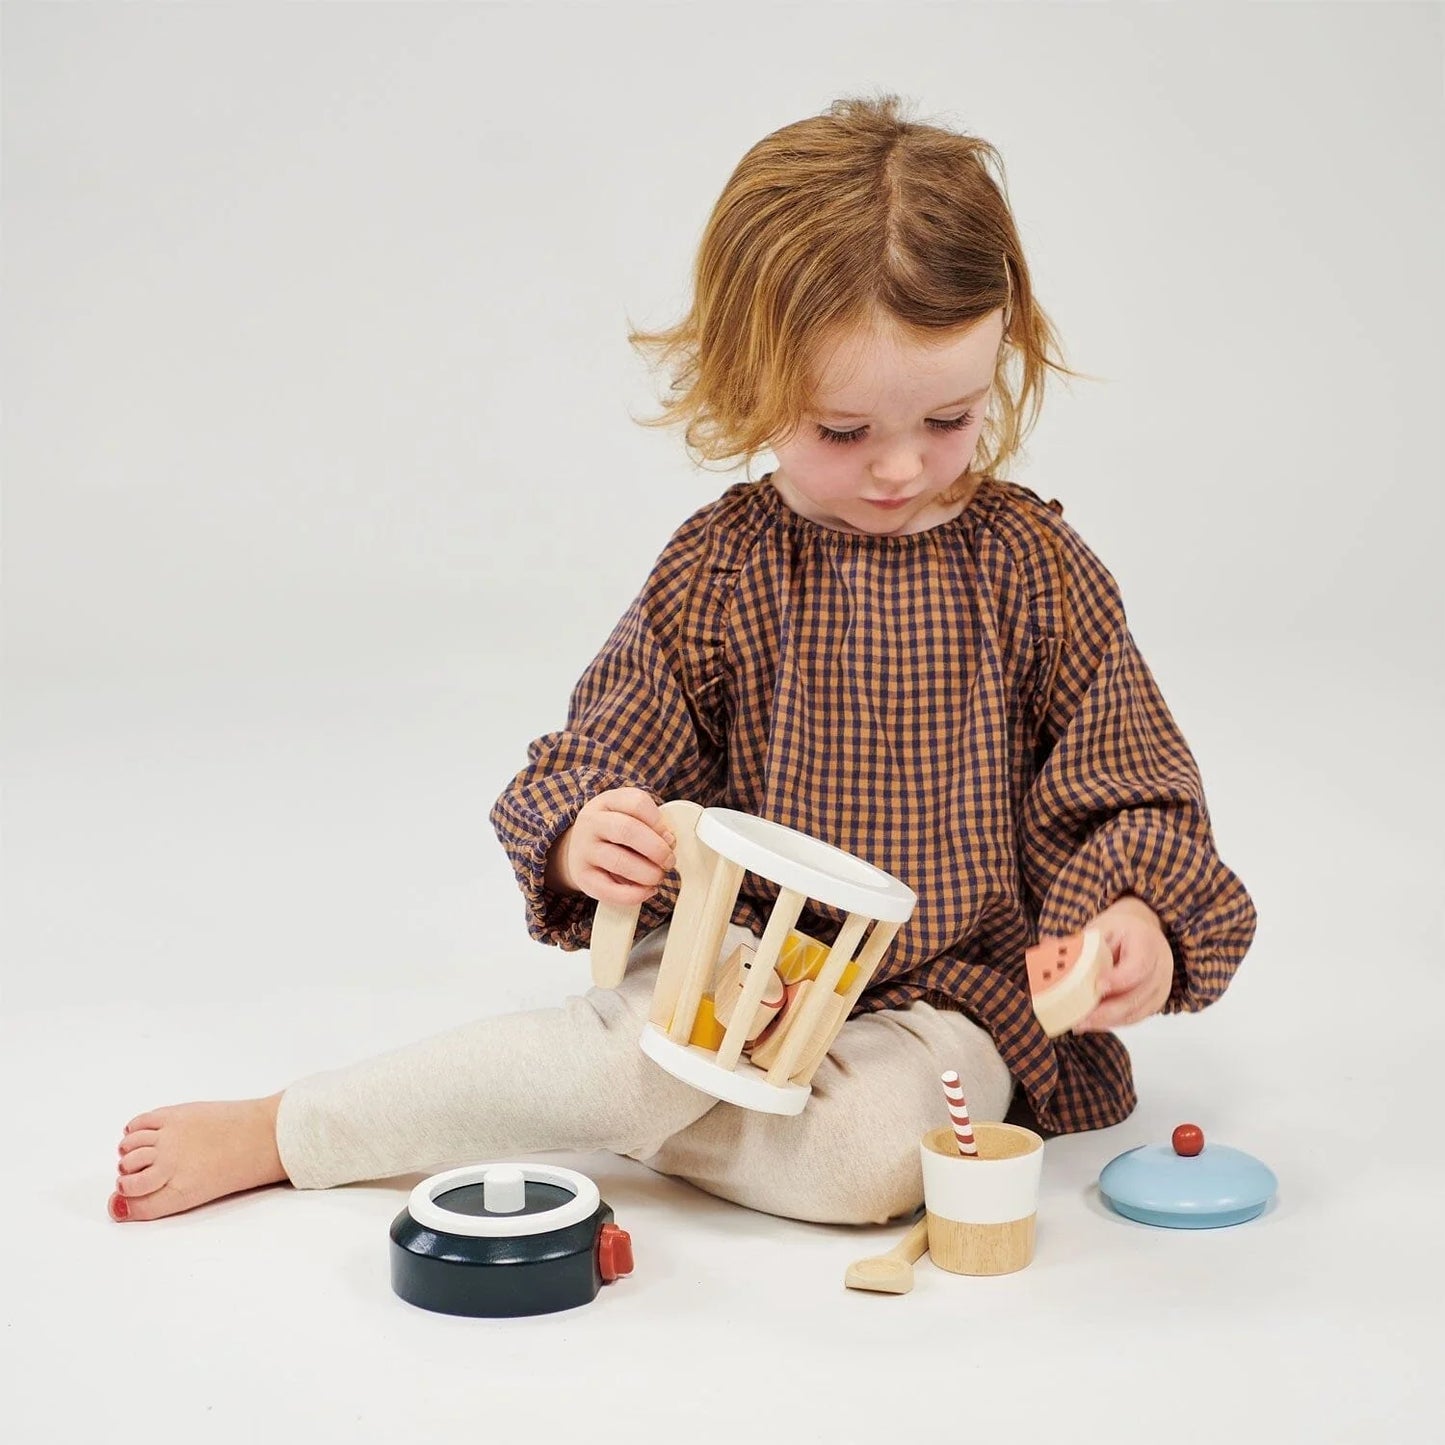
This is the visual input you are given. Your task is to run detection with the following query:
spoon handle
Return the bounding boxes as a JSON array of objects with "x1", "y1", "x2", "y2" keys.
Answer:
[{"x1": 888, "y1": 1214, "x2": 930, "y2": 1263}]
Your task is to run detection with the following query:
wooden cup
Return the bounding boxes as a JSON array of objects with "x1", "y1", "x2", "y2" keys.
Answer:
[{"x1": 920, "y1": 1122, "x2": 1044, "y2": 1276}]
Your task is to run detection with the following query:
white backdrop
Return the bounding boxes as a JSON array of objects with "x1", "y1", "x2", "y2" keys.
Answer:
[{"x1": 5, "y1": 4, "x2": 1442, "y2": 1442}]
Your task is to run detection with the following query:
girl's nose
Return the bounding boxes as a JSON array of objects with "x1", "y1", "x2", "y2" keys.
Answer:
[{"x1": 870, "y1": 451, "x2": 924, "y2": 488}]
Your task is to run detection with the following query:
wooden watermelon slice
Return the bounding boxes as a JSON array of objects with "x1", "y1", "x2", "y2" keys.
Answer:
[{"x1": 1026, "y1": 928, "x2": 1111, "y2": 1037}]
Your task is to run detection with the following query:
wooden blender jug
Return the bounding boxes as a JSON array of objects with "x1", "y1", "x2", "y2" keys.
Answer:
[{"x1": 589, "y1": 801, "x2": 916, "y2": 1115}]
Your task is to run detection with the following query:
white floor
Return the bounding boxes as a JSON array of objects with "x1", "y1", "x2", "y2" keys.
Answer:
[{"x1": 4, "y1": 638, "x2": 1441, "y2": 1444}]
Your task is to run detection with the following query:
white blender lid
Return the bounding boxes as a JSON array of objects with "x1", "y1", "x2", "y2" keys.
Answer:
[{"x1": 407, "y1": 1163, "x2": 601, "y2": 1238}]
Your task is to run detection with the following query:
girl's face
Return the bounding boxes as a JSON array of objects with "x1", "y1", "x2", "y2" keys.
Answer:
[{"x1": 768, "y1": 308, "x2": 1005, "y2": 537}]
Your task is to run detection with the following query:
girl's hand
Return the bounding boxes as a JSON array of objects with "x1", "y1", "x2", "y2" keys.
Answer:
[
  {"x1": 1071, "y1": 894, "x2": 1175, "y2": 1032},
  {"x1": 544, "y1": 787, "x2": 679, "y2": 906}
]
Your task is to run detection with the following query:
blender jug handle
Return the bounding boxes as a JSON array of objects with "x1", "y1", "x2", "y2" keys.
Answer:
[{"x1": 589, "y1": 800, "x2": 708, "y2": 988}]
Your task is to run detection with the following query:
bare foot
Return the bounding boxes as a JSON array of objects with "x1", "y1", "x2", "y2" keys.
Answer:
[{"x1": 110, "y1": 1094, "x2": 289, "y2": 1221}]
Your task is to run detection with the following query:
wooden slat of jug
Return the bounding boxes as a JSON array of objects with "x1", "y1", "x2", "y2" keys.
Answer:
[
  {"x1": 787, "y1": 989, "x2": 851, "y2": 1080},
  {"x1": 715, "y1": 887, "x2": 804, "y2": 1068},
  {"x1": 647, "y1": 802, "x2": 717, "y2": 1029},
  {"x1": 794, "y1": 918, "x2": 904, "y2": 1086},
  {"x1": 667, "y1": 855, "x2": 745, "y2": 1045},
  {"x1": 712, "y1": 947, "x2": 784, "y2": 1047},
  {"x1": 747, "y1": 979, "x2": 846, "y2": 1074},
  {"x1": 764, "y1": 911, "x2": 870, "y2": 1085},
  {"x1": 746, "y1": 979, "x2": 813, "y2": 1072}
]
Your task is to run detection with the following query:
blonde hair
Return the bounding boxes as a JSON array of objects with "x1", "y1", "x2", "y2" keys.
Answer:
[{"x1": 628, "y1": 94, "x2": 1073, "y2": 482}]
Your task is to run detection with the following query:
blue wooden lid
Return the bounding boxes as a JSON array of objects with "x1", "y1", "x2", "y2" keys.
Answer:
[{"x1": 1099, "y1": 1136, "x2": 1277, "y2": 1229}]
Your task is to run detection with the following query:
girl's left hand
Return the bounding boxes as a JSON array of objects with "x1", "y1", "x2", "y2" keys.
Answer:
[{"x1": 1071, "y1": 894, "x2": 1175, "y2": 1032}]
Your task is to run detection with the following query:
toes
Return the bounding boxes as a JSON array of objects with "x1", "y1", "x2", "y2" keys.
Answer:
[
  {"x1": 108, "y1": 1182, "x2": 183, "y2": 1222},
  {"x1": 116, "y1": 1163, "x2": 168, "y2": 1199},
  {"x1": 119, "y1": 1190, "x2": 183, "y2": 1223},
  {"x1": 118, "y1": 1146, "x2": 157, "y2": 1175},
  {"x1": 119, "y1": 1130, "x2": 159, "y2": 1156},
  {"x1": 124, "y1": 1110, "x2": 168, "y2": 1134}
]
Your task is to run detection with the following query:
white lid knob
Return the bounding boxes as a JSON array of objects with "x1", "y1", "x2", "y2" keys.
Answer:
[{"x1": 482, "y1": 1165, "x2": 526, "y2": 1213}]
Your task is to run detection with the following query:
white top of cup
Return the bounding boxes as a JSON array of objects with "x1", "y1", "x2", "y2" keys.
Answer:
[{"x1": 921, "y1": 1126, "x2": 1044, "y2": 1225}]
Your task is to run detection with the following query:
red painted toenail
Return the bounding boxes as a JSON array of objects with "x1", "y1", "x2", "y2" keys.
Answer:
[{"x1": 109, "y1": 1193, "x2": 129, "y2": 1221}]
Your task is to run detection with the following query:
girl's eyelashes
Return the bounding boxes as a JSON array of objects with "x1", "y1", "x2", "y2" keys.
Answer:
[
  {"x1": 815, "y1": 410, "x2": 976, "y2": 446},
  {"x1": 816, "y1": 423, "x2": 868, "y2": 445}
]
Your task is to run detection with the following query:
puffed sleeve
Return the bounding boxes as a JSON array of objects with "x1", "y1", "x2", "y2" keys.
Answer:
[
  {"x1": 1016, "y1": 510, "x2": 1257, "y2": 1013},
  {"x1": 489, "y1": 507, "x2": 731, "y2": 951}
]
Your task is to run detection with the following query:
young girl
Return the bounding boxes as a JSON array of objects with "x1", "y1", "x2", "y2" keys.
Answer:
[{"x1": 109, "y1": 95, "x2": 1256, "y2": 1228}]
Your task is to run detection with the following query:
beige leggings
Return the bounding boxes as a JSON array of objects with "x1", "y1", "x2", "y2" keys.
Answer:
[{"x1": 275, "y1": 923, "x2": 1014, "y2": 1225}]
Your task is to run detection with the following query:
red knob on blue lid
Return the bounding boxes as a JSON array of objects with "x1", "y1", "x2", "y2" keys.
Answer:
[{"x1": 1172, "y1": 1123, "x2": 1205, "y2": 1157}]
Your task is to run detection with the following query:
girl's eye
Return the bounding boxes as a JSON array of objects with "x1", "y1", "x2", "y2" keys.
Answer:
[{"x1": 815, "y1": 410, "x2": 976, "y2": 446}]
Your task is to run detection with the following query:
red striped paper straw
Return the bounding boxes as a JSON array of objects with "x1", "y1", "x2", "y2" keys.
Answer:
[{"x1": 940, "y1": 1070, "x2": 978, "y2": 1156}]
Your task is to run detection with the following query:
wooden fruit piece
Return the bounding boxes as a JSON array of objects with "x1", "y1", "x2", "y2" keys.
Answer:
[
  {"x1": 748, "y1": 979, "x2": 848, "y2": 1074},
  {"x1": 685, "y1": 995, "x2": 726, "y2": 1050},
  {"x1": 712, "y1": 944, "x2": 785, "y2": 1042},
  {"x1": 777, "y1": 928, "x2": 861, "y2": 991},
  {"x1": 1026, "y1": 927, "x2": 1110, "y2": 1037},
  {"x1": 746, "y1": 980, "x2": 811, "y2": 1071}
]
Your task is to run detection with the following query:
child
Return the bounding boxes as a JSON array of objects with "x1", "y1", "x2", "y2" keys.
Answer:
[{"x1": 110, "y1": 94, "x2": 1256, "y2": 1227}]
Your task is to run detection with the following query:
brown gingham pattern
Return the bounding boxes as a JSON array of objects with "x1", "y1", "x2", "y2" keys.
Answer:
[{"x1": 490, "y1": 476, "x2": 1257, "y2": 1134}]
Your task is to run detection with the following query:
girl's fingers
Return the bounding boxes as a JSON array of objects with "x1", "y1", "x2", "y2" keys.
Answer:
[
  {"x1": 1100, "y1": 944, "x2": 1147, "y2": 996},
  {"x1": 1099, "y1": 922, "x2": 1166, "y2": 995},
  {"x1": 600, "y1": 813, "x2": 676, "y2": 872},
  {"x1": 598, "y1": 786, "x2": 659, "y2": 821},
  {"x1": 600, "y1": 789, "x2": 679, "y2": 849},
  {"x1": 1074, "y1": 902, "x2": 1173, "y2": 1032},
  {"x1": 1075, "y1": 949, "x2": 1171, "y2": 1030},
  {"x1": 594, "y1": 840, "x2": 666, "y2": 888},
  {"x1": 1074, "y1": 988, "x2": 1146, "y2": 1032},
  {"x1": 580, "y1": 868, "x2": 660, "y2": 906}
]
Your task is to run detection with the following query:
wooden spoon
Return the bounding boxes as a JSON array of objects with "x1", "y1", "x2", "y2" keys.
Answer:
[{"x1": 844, "y1": 1214, "x2": 930, "y2": 1294}]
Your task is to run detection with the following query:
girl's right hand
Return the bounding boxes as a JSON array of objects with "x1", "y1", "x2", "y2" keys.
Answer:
[{"x1": 543, "y1": 787, "x2": 679, "y2": 906}]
